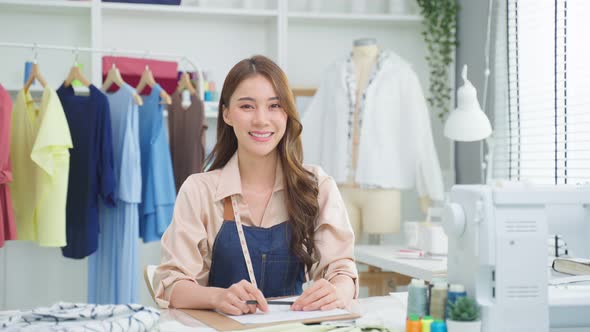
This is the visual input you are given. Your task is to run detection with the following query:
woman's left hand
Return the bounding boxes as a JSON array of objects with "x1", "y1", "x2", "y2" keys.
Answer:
[{"x1": 291, "y1": 277, "x2": 351, "y2": 311}]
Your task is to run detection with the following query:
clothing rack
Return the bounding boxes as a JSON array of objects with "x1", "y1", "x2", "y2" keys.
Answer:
[{"x1": 0, "y1": 41, "x2": 205, "y2": 100}]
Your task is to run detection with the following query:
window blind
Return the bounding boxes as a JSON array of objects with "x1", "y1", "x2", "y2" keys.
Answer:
[{"x1": 492, "y1": 0, "x2": 590, "y2": 184}]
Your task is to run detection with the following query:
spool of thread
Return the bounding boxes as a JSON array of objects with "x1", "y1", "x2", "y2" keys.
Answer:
[
  {"x1": 428, "y1": 277, "x2": 447, "y2": 308},
  {"x1": 430, "y1": 320, "x2": 447, "y2": 332},
  {"x1": 430, "y1": 277, "x2": 447, "y2": 285},
  {"x1": 407, "y1": 278, "x2": 428, "y2": 318},
  {"x1": 406, "y1": 314, "x2": 421, "y2": 332},
  {"x1": 421, "y1": 315, "x2": 434, "y2": 332},
  {"x1": 429, "y1": 282, "x2": 448, "y2": 320},
  {"x1": 446, "y1": 284, "x2": 467, "y2": 319}
]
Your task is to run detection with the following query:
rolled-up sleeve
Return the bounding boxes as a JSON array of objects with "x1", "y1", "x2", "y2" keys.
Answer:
[
  {"x1": 153, "y1": 176, "x2": 209, "y2": 308},
  {"x1": 311, "y1": 175, "x2": 359, "y2": 298}
]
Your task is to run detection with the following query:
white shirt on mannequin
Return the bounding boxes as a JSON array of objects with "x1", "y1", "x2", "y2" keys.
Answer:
[
  {"x1": 349, "y1": 43, "x2": 378, "y2": 183},
  {"x1": 302, "y1": 51, "x2": 444, "y2": 201}
]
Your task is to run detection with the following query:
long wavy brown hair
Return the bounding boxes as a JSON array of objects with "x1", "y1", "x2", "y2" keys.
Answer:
[{"x1": 204, "y1": 55, "x2": 320, "y2": 272}]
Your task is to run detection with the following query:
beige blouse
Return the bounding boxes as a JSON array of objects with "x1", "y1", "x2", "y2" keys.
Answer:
[{"x1": 153, "y1": 152, "x2": 359, "y2": 308}]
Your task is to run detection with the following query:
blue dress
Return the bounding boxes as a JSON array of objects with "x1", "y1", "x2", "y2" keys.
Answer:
[
  {"x1": 138, "y1": 84, "x2": 176, "y2": 243},
  {"x1": 56, "y1": 84, "x2": 116, "y2": 259},
  {"x1": 88, "y1": 84, "x2": 142, "y2": 304}
]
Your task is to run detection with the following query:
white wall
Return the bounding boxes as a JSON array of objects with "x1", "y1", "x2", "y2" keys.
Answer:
[
  {"x1": 454, "y1": 0, "x2": 495, "y2": 184},
  {"x1": 0, "y1": 7, "x2": 92, "y2": 89}
]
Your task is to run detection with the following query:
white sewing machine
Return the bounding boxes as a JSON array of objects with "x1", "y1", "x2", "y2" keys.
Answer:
[{"x1": 442, "y1": 184, "x2": 590, "y2": 332}]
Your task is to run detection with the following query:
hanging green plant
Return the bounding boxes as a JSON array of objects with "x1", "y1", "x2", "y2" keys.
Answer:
[{"x1": 416, "y1": 0, "x2": 459, "y2": 120}]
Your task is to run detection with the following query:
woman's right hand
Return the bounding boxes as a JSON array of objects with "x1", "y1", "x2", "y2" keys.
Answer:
[{"x1": 212, "y1": 280, "x2": 269, "y2": 315}]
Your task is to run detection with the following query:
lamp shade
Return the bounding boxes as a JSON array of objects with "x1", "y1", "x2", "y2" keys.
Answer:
[{"x1": 444, "y1": 65, "x2": 492, "y2": 142}]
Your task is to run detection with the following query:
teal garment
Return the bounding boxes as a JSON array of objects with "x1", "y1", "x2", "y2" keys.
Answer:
[
  {"x1": 138, "y1": 84, "x2": 175, "y2": 242},
  {"x1": 88, "y1": 83, "x2": 142, "y2": 304}
]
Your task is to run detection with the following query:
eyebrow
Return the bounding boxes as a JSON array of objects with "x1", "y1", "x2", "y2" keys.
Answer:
[{"x1": 236, "y1": 96, "x2": 279, "y2": 102}]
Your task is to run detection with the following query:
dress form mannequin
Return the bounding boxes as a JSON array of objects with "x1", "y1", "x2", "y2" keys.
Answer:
[
  {"x1": 339, "y1": 38, "x2": 432, "y2": 243},
  {"x1": 350, "y1": 38, "x2": 378, "y2": 180}
]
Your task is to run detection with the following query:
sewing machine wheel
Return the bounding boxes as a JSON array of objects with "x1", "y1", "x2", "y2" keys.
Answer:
[{"x1": 442, "y1": 202, "x2": 466, "y2": 238}]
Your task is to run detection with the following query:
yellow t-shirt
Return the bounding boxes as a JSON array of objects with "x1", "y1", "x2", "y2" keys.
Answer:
[{"x1": 10, "y1": 87, "x2": 73, "y2": 246}]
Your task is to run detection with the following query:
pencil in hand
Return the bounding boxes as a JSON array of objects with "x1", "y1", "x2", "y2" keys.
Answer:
[{"x1": 245, "y1": 300, "x2": 294, "y2": 305}]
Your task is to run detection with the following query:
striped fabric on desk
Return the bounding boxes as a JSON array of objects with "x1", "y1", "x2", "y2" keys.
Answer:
[{"x1": 0, "y1": 302, "x2": 159, "y2": 331}]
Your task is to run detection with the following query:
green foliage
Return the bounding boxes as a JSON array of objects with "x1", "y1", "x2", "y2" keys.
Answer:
[
  {"x1": 415, "y1": 0, "x2": 459, "y2": 120},
  {"x1": 448, "y1": 297, "x2": 480, "y2": 321}
]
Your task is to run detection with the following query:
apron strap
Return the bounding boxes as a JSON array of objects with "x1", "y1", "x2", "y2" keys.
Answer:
[
  {"x1": 223, "y1": 197, "x2": 233, "y2": 221},
  {"x1": 223, "y1": 195, "x2": 259, "y2": 289}
]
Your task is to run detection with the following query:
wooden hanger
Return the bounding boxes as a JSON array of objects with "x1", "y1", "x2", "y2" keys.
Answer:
[
  {"x1": 23, "y1": 62, "x2": 47, "y2": 93},
  {"x1": 64, "y1": 65, "x2": 91, "y2": 88},
  {"x1": 64, "y1": 49, "x2": 90, "y2": 88},
  {"x1": 136, "y1": 65, "x2": 172, "y2": 105},
  {"x1": 176, "y1": 71, "x2": 197, "y2": 96},
  {"x1": 102, "y1": 64, "x2": 124, "y2": 90},
  {"x1": 103, "y1": 63, "x2": 143, "y2": 106}
]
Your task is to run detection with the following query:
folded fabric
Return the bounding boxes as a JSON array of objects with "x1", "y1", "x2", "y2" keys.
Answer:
[{"x1": 0, "y1": 302, "x2": 160, "y2": 331}]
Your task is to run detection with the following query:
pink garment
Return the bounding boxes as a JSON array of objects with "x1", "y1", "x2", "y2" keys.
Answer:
[
  {"x1": 0, "y1": 84, "x2": 16, "y2": 247},
  {"x1": 102, "y1": 56, "x2": 178, "y2": 95}
]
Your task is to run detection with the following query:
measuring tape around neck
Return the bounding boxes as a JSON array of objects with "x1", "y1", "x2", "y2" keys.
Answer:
[{"x1": 230, "y1": 195, "x2": 259, "y2": 289}]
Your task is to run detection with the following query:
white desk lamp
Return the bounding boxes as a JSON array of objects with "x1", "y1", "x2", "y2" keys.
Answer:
[
  {"x1": 444, "y1": 65, "x2": 493, "y2": 183},
  {"x1": 444, "y1": 65, "x2": 492, "y2": 141}
]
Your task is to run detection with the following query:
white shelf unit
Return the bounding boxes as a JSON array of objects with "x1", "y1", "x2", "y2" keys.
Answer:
[
  {"x1": 0, "y1": 0, "x2": 454, "y2": 310},
  {"x1": 287, "y1": 12, "x2": 421, "y2": 23},
  {"x1": 0, "y1": 0, "x2": 91, "y2": 12},
  {"x1": 0, "y1": 0, "x2": 427, "y2": 92},
  {"x1": 101, "y1": 1, "x2": 278, "y2": 19}
]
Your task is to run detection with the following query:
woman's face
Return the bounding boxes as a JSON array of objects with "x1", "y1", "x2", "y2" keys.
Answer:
[{"x1": 223, "y1": 74, "x2": 288, "y2": 159}]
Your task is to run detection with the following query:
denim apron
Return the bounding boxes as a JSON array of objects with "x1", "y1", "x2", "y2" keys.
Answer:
[{"x1": 207, "y1": 197, "x2": 305, "y2": 297}]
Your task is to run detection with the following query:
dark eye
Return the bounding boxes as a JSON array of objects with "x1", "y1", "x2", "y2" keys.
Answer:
[
  {"x1": 240, "y1": 104, "x2": 254, "y2": 110},
  {"x1": 270, "y1": 103, "x2": 282, "y2": 109}
]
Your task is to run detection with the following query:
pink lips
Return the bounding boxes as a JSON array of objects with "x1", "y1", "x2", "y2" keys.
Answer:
[{"x1": 249, "y1": 131, "x2": 274, "y2": 142}]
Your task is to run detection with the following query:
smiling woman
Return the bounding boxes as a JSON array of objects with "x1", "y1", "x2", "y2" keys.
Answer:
[
  {"x1": 222, "y1": 75, "x2": 288, "y2": 155},
  {"x1": 153, "y1": 55, "x2": 359, "y2": 316}
]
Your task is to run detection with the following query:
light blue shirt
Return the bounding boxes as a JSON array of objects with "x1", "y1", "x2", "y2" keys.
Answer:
[
  {"x1": 88, "y1": 83, "x2": 141, "y2": 304},
  {"x1": 138, "y1": 84, "x2": 176, "y2": 242},
  {"x1": 107, "y1": 83, "x2": 142, "y2": 203}
]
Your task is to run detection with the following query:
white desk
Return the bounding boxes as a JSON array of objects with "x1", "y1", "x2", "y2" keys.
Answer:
[
  {"x1": 354, "y1": 245, "x2": 447, "y2": 296},
  {"x1": 158, "y1": 295, "x2": 410, "y2": 332},
  {"x1": 4, "y1": 295, "x2": 586, "y2": 332},
  {"x1": 157, "y1": 293, "x2": 590, "y2": 332},
  {"x1": 355, "y1": 245, "x2": 447, "y2": 281}
]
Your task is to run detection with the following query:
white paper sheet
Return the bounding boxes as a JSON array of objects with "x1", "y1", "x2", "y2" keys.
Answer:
[{"x1": 222, "y1": 296, "x2": 351, "y2": 325}]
